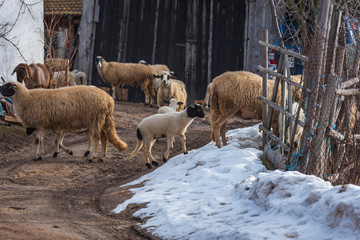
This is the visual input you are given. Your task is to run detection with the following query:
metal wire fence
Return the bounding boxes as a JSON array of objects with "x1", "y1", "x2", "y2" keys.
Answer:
[{"x1": 270, "y1": 0, "x2": 360, "y2": 185}]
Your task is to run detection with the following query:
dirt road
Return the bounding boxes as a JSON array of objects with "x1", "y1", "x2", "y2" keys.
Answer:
[{"x1": 0, "y1": 101, "x2": 255, "y2": 239}]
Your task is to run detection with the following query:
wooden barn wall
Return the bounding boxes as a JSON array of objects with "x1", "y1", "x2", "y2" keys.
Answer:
[
  {"x1": 244, "y1": 0, "x2": 275, "y2": 74},
  {"x1": 90, "y1": 0, "x2": 246, "y2": 104}
]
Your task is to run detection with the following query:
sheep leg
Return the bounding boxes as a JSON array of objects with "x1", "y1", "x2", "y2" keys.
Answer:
[
  {"x1": 178, "y1": 133, "x2": 188, "y2": 155},
  {"x1": 213, "y1": 115, "x2": 229, "y2": 148},
  {"x1": 163, "y1": 136, "x2": 175, "y2": 162},
  {"x1": 88, "y1": 137, "x2": 100, "y2": 162},
  {"x1": 84, "y1": 131, "x2": 94, "y2": 157},
  {"x1": 144, "y1": 139, "x2": 158, "y2": 168},
  {"x1": 142, "y1": 87, "x2": 150, "y2": 106},
  {"x1": 54, "y1": 132, "x2": 73, "y2": 158},
  {"x1": 34, "y1": 130, "x2": 45, "y2": 161},
  {"x1": 111, "y1": 85, "x2": 116, "y2": 100},
  {"x1": 220, "y1": 121, "x2": 228, "y2": 147},
  {"x1": 99, "y1": 135, "x2": 108, "y2": 162}
]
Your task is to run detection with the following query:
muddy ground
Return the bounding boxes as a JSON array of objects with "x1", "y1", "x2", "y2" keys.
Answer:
[{"x1": 0, "y1": 101, "x2": 259, "y2": 240}]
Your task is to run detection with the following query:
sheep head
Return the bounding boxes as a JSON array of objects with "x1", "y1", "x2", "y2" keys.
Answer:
[
  {"x1": 12, "y1": 63, "x2": 30, "y2": 84},
  {"x1": 186, "y1": 104, "x2": 205, "y2": 119},
  {"x1": 160, "y1": 71, "x2": 176, "y2": 87},
  {"x1": 95, "y1": 56, "x2": 105, "y2": 68},
  {"x1": 0, "y1": 82, "x2": 18, "y2": 97}
]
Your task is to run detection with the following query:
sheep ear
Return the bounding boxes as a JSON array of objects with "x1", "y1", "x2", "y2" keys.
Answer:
[{"x1": 177, "y1": 102, "x2": 183, "y2": 106}]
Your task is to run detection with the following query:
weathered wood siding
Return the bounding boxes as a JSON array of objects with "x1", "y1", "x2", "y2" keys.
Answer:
[{"x1": 85, "y1": 0, "x2": 248, "y2": 104}]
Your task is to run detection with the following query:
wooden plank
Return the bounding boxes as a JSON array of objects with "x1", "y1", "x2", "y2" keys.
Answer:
[
  {"x1": 262, "y1": 29, "x2": 268, "y2": 146},
  {"x1": 259, "y1": 125, "x2": 289, "y2": 151},
  {"x1": 258, "y1": 95, "x2": 305, "y2": 127},
  {"x1": 335, "y1": 88, "x2": 360, "y2": 95},
  {"x1": 258, "y1": 65, "x2": 311, "y2": 93},
  {"x1": 258, "y1": 40, "x2": 309, "y2": 62}
]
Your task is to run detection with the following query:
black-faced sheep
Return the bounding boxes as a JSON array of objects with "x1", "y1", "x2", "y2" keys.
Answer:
[
  {"x1": 12, "y1": 63, "x2": 53, "y2": 89},
  {"x1": 96, "y1": 56, "x2": 156, "y2": 106},
  {"x1": 0, "y1": 82, "x2": 128, "y2": 161},
  {"x1": 129, "y1": 104, "x2": 205, "y2": 168},
  {"x1": 157, "y1": 71, "x2": 187, "y2": 111},
  {"x1": 203, "y1": 82, "x2": 213, "y2": 110},
  {"x1": 157, "y1": 98, "x2": 183, "y2": 114},
  {"x1": 210, "y1": 71, "x2": 302, "y2": 148},
  {"x1": 72, "y1": 70, "x2": 87, "y2": 85}
]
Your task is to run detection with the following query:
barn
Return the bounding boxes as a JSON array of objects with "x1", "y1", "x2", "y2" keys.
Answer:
[{"x1": 77, "y1": 0, "x2": 275, "y2": 104}]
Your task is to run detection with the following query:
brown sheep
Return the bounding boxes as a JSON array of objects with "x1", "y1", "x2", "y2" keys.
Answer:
[
  {"x1": 12, "y1": 63, "x2": 53, "y2": 89},
  {"x1": 0, "y1": 82, "x2": 128, "y2": 161},
  {"x1": 96, "y1": 56, "x2": 156, "y2": 106},
  {"x1": 210, "y1": 71, "x2": 302, "y2": 148}
]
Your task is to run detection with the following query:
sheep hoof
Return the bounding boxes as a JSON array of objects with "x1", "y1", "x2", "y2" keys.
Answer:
[
  {"x1": 149, "y1": 104, "x2": 153, "y2": 107},
  {"x1": 68, "y1": 150, "x2": 73, "y2": 155},
  {"x1": 87, "y1": 159, "x2": 93, "y2": 163},
  {"x1": 152, "y1": 161, "x2": 159, "y2": 167},
  {"x1": 146, "y1": 163, "x2": 152, "y2": 169},
  {"x1": 53, "y1": 152, "x2": 59, "y2": 158},
  {"x1": 84, "y1": 151, "x2": 90, "y2": 157},
  {"x1": 184, "y1": 151, "x2": 188, "y2": 155},
  {"x1": 144, "y1": 103, "x2": 148, "y2": 106},
  {"x1": 32, "y1": 156, "x2": 42, "y2": 161},
  {"x1": 98, "y1": 158, "x2": 104, "y2": 163},
  {"x1": 162, "y1": 156, "x2": 167, "y2": 162}
]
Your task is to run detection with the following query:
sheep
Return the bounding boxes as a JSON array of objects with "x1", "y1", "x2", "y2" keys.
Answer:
[
  {"x1": 203, "y1": 82, "x2": 213, "y2": 110},
  {"x1": 139, "y1": 60, "x2": 170, "y2": 93},
  {"x1": 157, "y1": 98, "x2": 183, "y2": 114},
  {"x1": 96, "y1": 56, "x2": 156, "y2": 106},
  {"x1": 0, "y1": 82, "x2": 128, "y2": 161},
  {"x1": 72, "y1": 70, "x2": 87, "y2": 85},
  {"x1": 52, "y1": 71, "x2": 76, "y2": 88},
  {"x1": 210, "y1": 71, "x2": 302, "y2": 148},
  {"x1": 129, "y1": 104, "x2": 205, "y2": 168},
  {"x1": 12, "y1": 63, "x2": 53, "y2": 89},
  {"x1": 157, "y1": 71, "x2": 187, "y2": 111}
]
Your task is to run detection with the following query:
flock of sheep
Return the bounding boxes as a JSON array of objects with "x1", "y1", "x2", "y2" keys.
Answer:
[{"x1": 0, "y1": 57, "x2": 304, "y2": 168}]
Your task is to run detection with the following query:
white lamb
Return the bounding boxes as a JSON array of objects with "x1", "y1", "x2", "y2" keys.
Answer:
[
  {"x1": 157, "y1": 98, "x2": 183, "y2": 114},
  {"x1": 129, "y1": 104, "x2": 205, "y2": 168}
]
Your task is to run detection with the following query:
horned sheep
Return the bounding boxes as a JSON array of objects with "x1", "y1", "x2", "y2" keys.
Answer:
[
  {"x1": 0, "y1": 82, "x2": 128, "y2": 161},
  {"x1": 129, "y1": 104, "x2": 205, "y2": 168},
  {"x1": 96, "y1": 56, "x2": 156, "y2": 106},
  {"x1": 12, "y1": 63, "x2": 53, "y2": 89},
  {"x1": 210, "y1": 71, "x2": 302, "y2": 148},
  {"x1": 157, "y1": 71, "x2": 187, "y2": 111}
]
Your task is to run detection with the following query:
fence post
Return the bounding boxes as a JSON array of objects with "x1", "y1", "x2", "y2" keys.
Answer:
[{"x1": 262, "y1": 29, "x2": 268, "y2": 147}]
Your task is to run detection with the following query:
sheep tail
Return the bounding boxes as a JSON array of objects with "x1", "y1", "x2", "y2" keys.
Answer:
[
  {"x1": 129, "y1": 128, "x2": 143, "y2": 159},
  {"x1": 105, "y1": 115, "x2": 128, "y2": 151}
]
